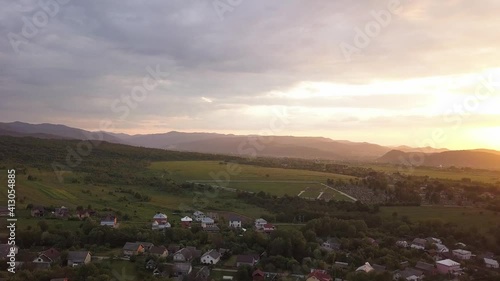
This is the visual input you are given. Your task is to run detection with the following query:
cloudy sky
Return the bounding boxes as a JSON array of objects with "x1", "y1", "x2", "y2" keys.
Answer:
[{"x1": 1, "y1": 0, "x2": 500, "y2": 150}]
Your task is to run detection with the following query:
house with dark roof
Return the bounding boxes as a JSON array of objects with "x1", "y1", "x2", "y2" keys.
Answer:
[
  {"x1": 122, "y1": 242, "x2": 144, "y2": 256},
  {"x1": 174, "y1": 247, "x2": 201, "y2": 262},
  {"x1": 149, "y1": 246, "x2": 168, "y2": 258},
  {"x1": 252, "y1": 269, "x2": 265, "y2": 281},
  {"x1": 236, "y1": 254, "x2": 259, "y2": 267},
  {"x1": 202, "y1": 225, "x2": 220, "y2": 232},
  {"x1": 136, "y1": 241, "x2": 154, "y2": 252},
  {"x1": 393, "y1": 268, "x2": 424, "y2": 281},
  {"x1": 67, "y1": 251, "x2": 91, "y2": 267},
  {"x1": 173, "y1": 262, "x2": 192, "y2": 277},
  {"x1": 229, "y1": 216, "x2": 242, "y2": 228},
  {"x1": 33, "y1": 248, "x2": 61, "y2": 268},
  {"x1": 194, "y1": 266, "x2": 210, "y2": 281},
  {"x1": 200, "y1": 249, "x2": 221, "y2": 265},
  {"x1": 100, "y1": 214, "x2": 117, "y2": 227},
  {"x1": 54, "y1": 206, "x2": 70, "y2": 219}
]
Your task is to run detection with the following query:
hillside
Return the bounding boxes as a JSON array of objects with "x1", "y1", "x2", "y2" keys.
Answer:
[{"x1": 378, "y1": 149, "x2": 500, "y2": 170}]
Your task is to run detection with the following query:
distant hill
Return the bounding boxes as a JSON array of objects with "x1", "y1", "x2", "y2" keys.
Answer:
[
  {"x1": 378, "y1": 150, "x2": 500, "y2": 170},
  {"x1": 1, "y1": 121, "x2": 499, "y2": 167},
  {"x1": 0, "y1": 121, "x2": 125, "y2": 144}
]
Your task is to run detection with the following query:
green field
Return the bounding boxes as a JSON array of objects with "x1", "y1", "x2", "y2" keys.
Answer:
[
  {"x1": 151, "y1": 161, "x2": 356, "y2": 200},
  {"x1": 357, "y1": 163, "x2": 500, "y2": 184},
  {"x1": 380, "y1": 206, "x2": 499, "y2": 233},
  {"x1": 152, "y1": 161, "x2": 355, "y2": 182},
  {"x1": 0, "y1": 168, "x2": 271, "y2": 231}
]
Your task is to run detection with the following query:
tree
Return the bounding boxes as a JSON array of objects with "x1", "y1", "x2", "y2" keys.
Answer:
[{"x1": 236, "y1": 265, "x2": 252, "y2": 281}]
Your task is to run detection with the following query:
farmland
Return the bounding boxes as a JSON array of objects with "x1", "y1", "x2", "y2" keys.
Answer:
[{"x1": 150, "y1": 161, "x2": 356, "y2": 201}]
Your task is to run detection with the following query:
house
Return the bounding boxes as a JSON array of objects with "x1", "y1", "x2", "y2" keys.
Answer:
[
  {"x1": 435, "y1": 243, "x2": 449, "y2": 253},
  {"x1": 236, "y1": 254, "x2": 259, "y2": 267},
  {"x1": 67, "y1": 251, "x2": 91, "y2": 267},
  {"x1": 414, "y1": 261, "x2": 436, "y2": 275},
  {"x1": 253, "y1": 269, "x2": 265, "y2": 281},
  {"x1": 54, "y1": 206, "x2": 70, "y2": 219},
  {"x1": 356, "y1": 262, "x2": 374, "y2": 273},
  {"x1": 452, "y1": 249, "x2": 471, "y2": 260},
  {"x1": 100, "y1": 215, "x2": 117, "y2": 227},
  {"x1": 393, "y1": 268, "x2": 424, "y2": 281},
  {"x1": 396, "y1": 240, "x2": 408, "y2": 248},
  {"x1": 203, "y1": 225, "x2": 220, "y2": 232},
  {"x1": 149, "y1": 246, "x2": 168, "y2": 258},
  {"x1": 173, "y1": 262, "x2": 192, "y2": 277},
  {"x1": 152, "y1": 213, "x2": 171, "y2": 230},
  {"x1": 146, "y1": 259, "x2": 157, "y2": 270},
  {"x1": 33, "y1": 248, "x2": 61, "y2": 268},
  {"x1": 321, "y1": 238, "x2": 341, "y2": 251},
  {"x1": 137, "y1": 242, "x2": 154, "y2": 252},
  {"x1": 200, "y1": 249, "x2": 221, "y2": 265},
  {"x1": 31, "y1": 206, "x2": 45, "y2": 217},
  {"x1": 255, "y1": 218, "x2": 267, "y2": 229},
  {"x1": 200, "y1": 217, "x2": 215, "y2": 227},
  {"x1": 181, "y1": 216, "x2": 193, "y2": 228},
  {"x1": 76, "y1": 209, "x2": 94, "y2": 220},
  {"x1": 174, "y1": 247, "x2": 201, "y2": 262},
  {"x1": 262, "y1": 223, "x2": 276, "y2": 232},
  {"x1": 193, "y1": 211, "x2": 205, "y2": 221},
  {"x1": 484, "y1": 258, "x2": 499, "y2": 269},
  {"x1": 436, "y1": 259, "x2": 461, "y2": 275},
  {"x1": 122, "y1": 242, "x2": 144, "y2": 256},
  {"x1": 307, "y1": 269, "x2": 333, "y2": 281},
  {"x1": 411, "y1": 238, "x2": 427, "y2": 250},
  {"x1": 229, "y1": 216, "x2": 242, "y2": 228}
]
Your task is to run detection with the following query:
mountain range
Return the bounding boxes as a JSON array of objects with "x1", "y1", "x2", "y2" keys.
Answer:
[{"x1": 1, "y1": 121, "x2": 499, "y2": 170}]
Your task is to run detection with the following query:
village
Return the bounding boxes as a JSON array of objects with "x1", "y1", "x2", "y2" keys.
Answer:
[{"x1": 1, "y1": 205, "x2": 498, "y2": 281}]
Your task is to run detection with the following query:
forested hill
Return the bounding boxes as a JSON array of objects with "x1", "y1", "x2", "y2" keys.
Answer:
[{"x1": 0, "y1": 136, "x2": 236, "y2": 184}]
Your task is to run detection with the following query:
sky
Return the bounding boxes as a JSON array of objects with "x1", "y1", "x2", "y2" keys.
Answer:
[{"x1": 1, "y1": 0, "x2": 499, "y2": 150}]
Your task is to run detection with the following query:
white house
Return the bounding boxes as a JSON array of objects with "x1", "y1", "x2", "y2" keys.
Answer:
[
  {"x1": 152, "y1": 213, "x2": 171, "y2": 230},
  {"x1": 255, "y1": 218, "x2": 267, "y2": 229},
  {"x1": 200, "y1": 249, "x2": 221, "y2": 265},
  {"x1": 484, "y1": 258, "x2": 499, "y2": 269},
  {"x1": 452, "y1": 249, "x2": 472, "y2": 260},
  {"x1": 229, "y1": 216, "x2": 242, "y2": 228},
  {"x1": 193, "y1": 211, "x2": 205, "y2": 221},
  {"x1": 411, "y1": 238, "x2": 427, "y2": 250},
  {"x1": 396, "y1": 240, "x2": 409, "y2": 248}
]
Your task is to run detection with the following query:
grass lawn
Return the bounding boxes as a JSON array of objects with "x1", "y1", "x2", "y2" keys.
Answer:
[{"x1": 380, "y1": 206, "x2": 499, "y2": 233}]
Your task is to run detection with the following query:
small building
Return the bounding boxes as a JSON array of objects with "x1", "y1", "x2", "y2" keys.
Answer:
[
  {"x1": 149, "y1": 246, "x2": 168, "y2": 258},
  {"x1": 193, "y1": 211, "x2": 205, "y2": 221},
  {"x1": 152, "y1": 213, "x2": 171, "y2": 230},
  {"x1": 321, "y1": 238, "x2": 341, "y2": 251},
  {"x1": 262, "y1": 223, "x2": 276, "y2": 232},
  {"x1": 174, "y1": 247, "x2": 201, "y2": 262},
  {"x1": 396, "y1": 240, "x2": 408, "y2": 248},
  {"x1": 54, "y1": 206, "x2": 70, "y2": 219},
  {"x1": 255, "y1": 218, "x2": 267, "y2": 229},
  {"x1": 33, "y1": 248, "x2": 61, "y2": 268},
  {"x1": 136, "y1": 242, "x2": 154, "y2": 252},
  {"x1": 414, "y1": 261, "x2": 436, "y2": 275},
  {"x1": 200, "y1": 249, "x2": 221, "y2": 265},
  {"x1": 122, "y1": 242, "x2": 144, "y2": 256},
  {"x1": 31, "y1": 206, "x2": 45, "y2": 217},
  {"x1": 229, "y1": 216, "x2": 242, "y2": 228},
  {"x1": 452, "y1": 249, "x2": 471, "y2": 260},
  {"x1": 436, "y1": 259, "x2": 461, "y2": 275},
  {"x1": 200, "y1": 217, "x2": 215, "y2": 228},
  {"x1": 67, "y1": 251, "x2": 91, "y2": 267},
  {"x1": 181, "y1": 216, "x2": 193, "y2": 228},
  {"x1": 411, "y1": 238, "x2": 427, "y2": 250},
  {"x1": 100, "y1": 214, "x2": 117, "y2": 228},
  {"x1": 356, "y1": 262, "x2": 374, "y2": 273},
  {"x1": 484, "y1": 258, "x2": 499, "y2": 269},
  {"x1": 435, "y1": 243, "x2": 449, "y2": 253},
  {"x1": 236, "y1": 254, "x2": 259, "y2": 267}
]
